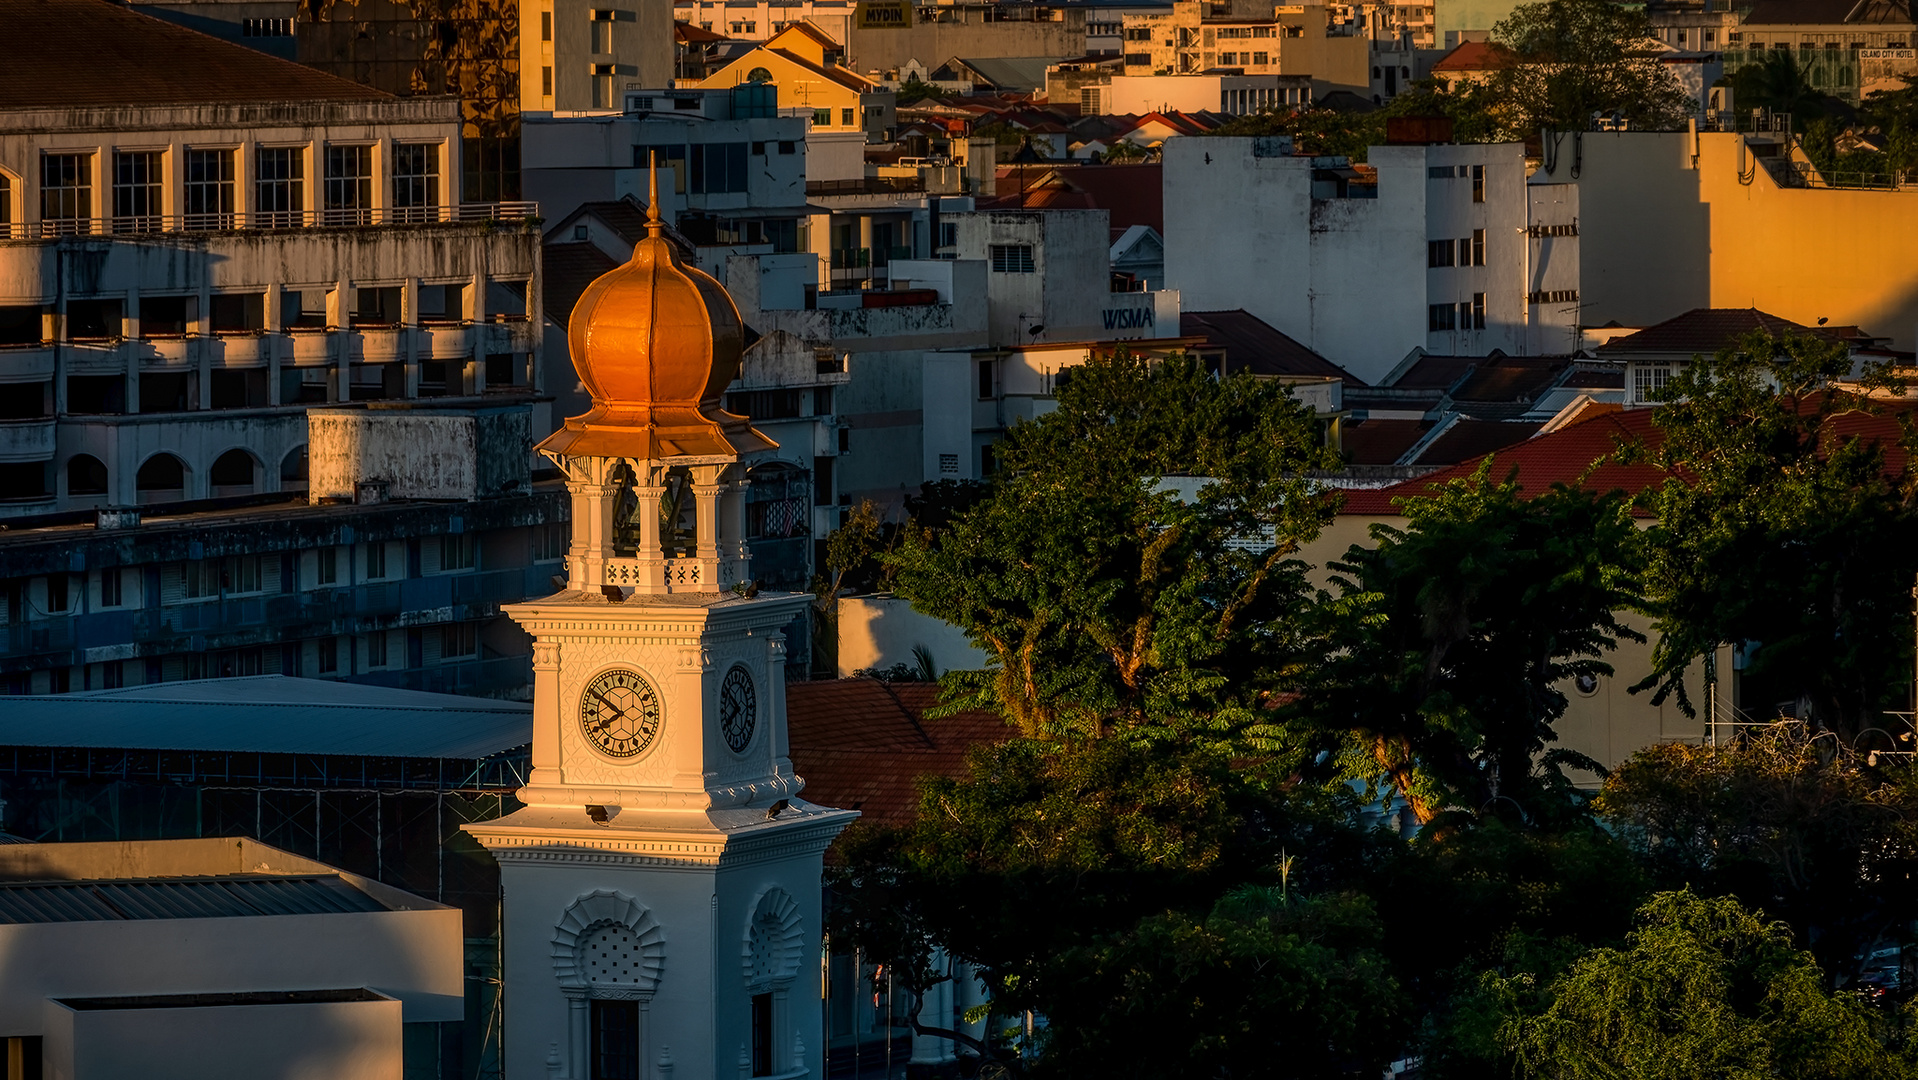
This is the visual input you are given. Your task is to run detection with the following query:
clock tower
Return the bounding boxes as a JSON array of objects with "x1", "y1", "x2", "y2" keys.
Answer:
[{"x1": 467, "y1": 168, "x2": 856, "y2": 1080}]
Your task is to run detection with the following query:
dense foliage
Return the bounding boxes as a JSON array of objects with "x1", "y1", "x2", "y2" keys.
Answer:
[{"x1": 822, "y1": 335, "x2": 1918, "y2": 1078}]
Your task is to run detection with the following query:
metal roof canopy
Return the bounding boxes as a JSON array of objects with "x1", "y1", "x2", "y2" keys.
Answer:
[
  {"x1": 0, "y1": 874, "x2": 388, "y2": 925},
  {"x1": 0, "y1": 675, "x2": 531, "y2": 759}
]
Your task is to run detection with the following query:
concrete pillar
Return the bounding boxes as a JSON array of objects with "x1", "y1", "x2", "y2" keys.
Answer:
[
  {"x1": 402, "y1": 277, "x2": 420, "y2": 398},
  {"x1": 691, "y1": 463, "x2": 725, "y2": 589},
  {"x1": 333, "y1": 278, "x2": 351, "y2": 403},
  {"x1": 123, "y1": 290, "x2": 140, "y2": 415},
  {"x1": 265, "y1": 286, "x2": 283, "y2": 405},
  {"x1": 635, "y1": 465, "x2": 667, "y2": 592}
]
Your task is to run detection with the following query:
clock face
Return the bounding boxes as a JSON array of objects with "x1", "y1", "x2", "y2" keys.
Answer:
[
  {"x1": 578, "y1": 668, "x2": 663, "y2": 759},
  {"x1": 719, "y1": 665, "x2": 757, "y2": 754}
]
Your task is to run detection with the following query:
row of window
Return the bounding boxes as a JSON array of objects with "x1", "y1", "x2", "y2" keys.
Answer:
[
  {"x1": 1216, "y1": 51, "x2": 1272, "y2": 65},
  {"x1": 1729, "y1": 35, "x2": 1909, "y2": 50},
  {"x1": 1426, "y1": 163, "x2": 1488, "y2": 201},
  {"x1": 6, "y1": 623, "x2": 488, "y2": 693},
  {"x1": 633, "y1": 141, "x2": 797, "y2": 195},
  {"x1": 1528, "y1": 289, "x2": 1579, "y2": 304},
  {"x1": 1428, "y1": 294, "x2": 1487, "y2": 332},
  {"x1": 1427, "y1": 230, "x2": 1486, "y2": 268},
  {"x1": 2, "y1": 143, "x2": 439, "y2": 228}
]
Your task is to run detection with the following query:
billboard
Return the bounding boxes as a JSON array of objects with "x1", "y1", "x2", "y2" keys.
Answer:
[{"x1": 856, "y1": 0, "x2": 912, "y2": 29}]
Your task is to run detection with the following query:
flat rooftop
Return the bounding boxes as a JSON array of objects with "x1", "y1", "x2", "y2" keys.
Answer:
[{"x1": 0, "y1": 675, "x2": 531, "y2": 759}]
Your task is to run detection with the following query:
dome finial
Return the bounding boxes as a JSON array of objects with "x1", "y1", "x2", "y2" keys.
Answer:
[{"x1": 646, "y1": 149, "x2": 663, "y2": 236}]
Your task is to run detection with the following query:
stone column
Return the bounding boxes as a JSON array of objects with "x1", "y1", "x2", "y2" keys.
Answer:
[
  {"x1": 635, "y1": 464, "x2": 668, "y2": 592},
  {"x1": 690, "y1": 463, "x2": 726, "y2": 589},
  {"x1": 529, "y1": 640, "x2": 563, "y2": 787}
]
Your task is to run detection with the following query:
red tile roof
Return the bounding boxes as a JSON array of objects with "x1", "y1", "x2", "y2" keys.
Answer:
[
  {"x1": 984, "y1": 163, "x2": 1164, "y2": 233},
  {"x1": 1595, "y1": 307, "x2": 1825, "y2": 357},
  {"x1": 787, "y1": 679, "x2": 1012, "y2": 829},
  {"x1": 1340, "y1": 407, "x2": 1665, "y2": 515},
  {"x1": 0, "y1": 0, "x2": 393, "y2": 109},
  {"x1": 675, "y1": 20, "x2": 727, "y2": 43},
  {"x1": 1431, "y1": 40, "x2": 1516, "y2": 73}
]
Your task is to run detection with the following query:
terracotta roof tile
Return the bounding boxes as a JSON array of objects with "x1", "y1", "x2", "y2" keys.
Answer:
[
  {"x1": 1595, "y1": 307, "x2": 1827, "y2": 357},
  {"x1": 0, "y1": 0, "x2": 392, "y2": 109},
  {"x1": 1432, "y1": 39, "x2": 1517, "y2": 72},
  {"x1": 787, "y1": 680, "x2": 1012, "y2": 829}
]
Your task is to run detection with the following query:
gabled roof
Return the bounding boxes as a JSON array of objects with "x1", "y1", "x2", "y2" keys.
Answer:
[
  {"x1": 768, "y1": 18, "x2": 843, "y2": 52},
  {"x1": 1414, "y1": 419, "x2": 1544, "y2": 465},
  {"x1": 542, "y1": 243, "x2": 622, "y2": 330},
  {"x1": 1594, "y1": 307, "x2": 1824, "y2": 357},
  {"x1": 1181, "y1": 309, "x2": 1366, "y2": 386},
  {"x1": 1341, "y1": 418, "x2": 1432, "y2": 465},
  {"x1": 940, "y1": 56, "x2": 1059, "y2": 92},
  {"x1": 983, "y1": 163, "x2": 1164, "y2": 233},
  {"x1": 768, "y1": 46, "x2": 877, "y2": 92},
  {"x1": 1431, "y1": 39, "x2": 1517, "y2": 73},
  {"x1": 786, "y1": 679, "x2": 1011, "y2": 829},
  {"x1": 1341, "y1": 407, "x2": 1665, "y2": 515},
  {"x1": 1450, "y1": 356, "x2": 1570, "y2": 404},
  {"x1": 0, "y1": 0, "x2": 393, "y2": 110},
  {"x1": 675, "y1": 20, "x2": 728, "y2": 43}
]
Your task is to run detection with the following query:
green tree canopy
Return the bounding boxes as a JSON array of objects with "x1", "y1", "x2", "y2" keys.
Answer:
[
  {"x1": 1287, "y1": 462, "x2": 1642, "y2": 821},
  {"x1": 1482, "y1": 0, "x2": 1696, "y2": 136},
  {"x1": 1630, "y1": 328, "x2": 1916, "y2": 739},
  {"x1": 886, "y1": 350, "x2": 1339, "y2": 743},
  {"x1": 1512, "y1": 890, "x2": 1917, "y2": 1080}
]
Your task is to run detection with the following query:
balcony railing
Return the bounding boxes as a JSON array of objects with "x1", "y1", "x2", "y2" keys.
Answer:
[{"x1": 0, "y1": 202, "x2": 539, "y2": 240}]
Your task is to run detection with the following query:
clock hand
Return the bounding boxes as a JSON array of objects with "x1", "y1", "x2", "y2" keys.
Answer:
[{"x1": 587, "y1": 687, "x2": 626, "y2": 729}]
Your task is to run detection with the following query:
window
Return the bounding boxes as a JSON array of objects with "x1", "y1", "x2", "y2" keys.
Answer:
[
  {"x1": 689, "y1": 142, "x2": 748, "y2": 194},
  {"x1": 317, "y1": 547, "x2": 339, "y2": 585},
  {"x1": 0, "y1": 171, "x2": 10, "y2": 226},
  {"x1": 392, "y1": 144, "x2": 440, "y2": 219},
  {"x1": 1470, "y1": 292, "x2": 1485, "y2": 329},
  {"x1": 1252, "y1": 50, "x2": 1269, "y2": 64},
  {"x1": 1427, "y1": 303, "x2": 1455, "y2": 332},
  {"x1": 751, "y1": 993, "x2": 773, "y2": 1076},
  {"x1": 441, "y1": 533, "x2": 475, "y2": 571},
  {"x1": 365, "y1": 541, "x2": 387, "y2": 580},
  {"x1": 323, "y1": 145, "x2": 373, "y2": 225},
  {"x1": 726, "y1": 388, "x2": 803, "y2": 418},
  {"x1": 317, "y1": 637, "x2": 339, "y2": 673},
  {"x1": 46, "y1": 575, "x2": 69, "y2": 614},
  {"x1": 840, "y1": 107, "x2": 855, "y2": 126},
  {"x1": 592, "y1": 1000, "x2": 641, "y2": 1080},
  {"x1": 1456, "y1": 238, "x2": 1470, "y2": 265},
  {"x1": 366, "y1": 632, "x2": 388, "y2": 668},
  {"x1": 1427, "y1": 165, "x2": 1452, "y2": 179},
  {"x1": 978, "y1": 358, "x2": 995, "y2": 399},
  {"x1": 99, "y1": 569, "x2": 121, "y2": 608},
  {"x1": 542, "y1": 66, "x2": 553, "y2": 96},
  {"x1": 441, "y1": 622, "x2": 479, "y2": 658},
  {"x1": 242, "y1": 17, "x2": 292, "y2": 35},
  {"x1": 989, "y1": 244, "x2": 1034, "y2": 273},
  {"x1": 1427, "y1": 239, "x2": 1453, "y2": 267},
  {"x1": 591, "y1": 9, "x2": 615, "y2": 52},
  {"x1": 1471, "y1": 163, "x2": 1485, "y2": 202},
  {"x1": 184, "y1": 148, "x2": 235, "y2": 230},
  {"x1": 1634, "y1": 363, "x2": 1672, "y2": 403},
  {"x1": 1471, "y1": 228, "x2": 1485, "y2": 266},
  {"x1": 813, "y1": 109, "x2": 831, "y2": 127},
  {"x1": 69, "y1": 454, "x2": 108, "y2": 495},
  {"x1": 1219, "y1": 50, "x2": 1238, "y2": 63},
  {"x1": 777, "y1": 140, "x2": 796, "y2": 155},
  {"x1": 541, "y1": 10, "x2": 552, "y2": 39},
  {"x1": 112, "y1": 151, "x2": 162, "y2": 233},
  {"x1": 255, "y1": 147, "x2": 304, "y2": 227}
]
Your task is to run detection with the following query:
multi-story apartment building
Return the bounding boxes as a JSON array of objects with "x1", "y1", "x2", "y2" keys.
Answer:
[
  {"x1": 518, "y1": 0, "x2": 675, "y2": 112},
  {"x1": 0, "y1": 400, "x2": 565, "y2": 696},
  {"x1": 1162, "y1": 135, "x2": 1581, "y2": 384},
  {"x1": 0, "y1": 0, "x2": 543, "y2": 516},
  {"x1": 1121, "y1": 0, "x2": 1370, "y2": 96},
  {"x1": 694, "y1": 23, "x2": 897, "y2": 142},
  {"x1": 671, "y1": 0, "x2": 1108, "y2": 73},
  {"x1": 523, "y1": 85, "x2": 812, "y2": 237}
]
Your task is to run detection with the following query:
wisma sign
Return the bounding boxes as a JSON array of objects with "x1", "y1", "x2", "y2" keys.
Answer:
[{"x1": 1103, "y1": 307, "x2": 1155, "y2": 331}]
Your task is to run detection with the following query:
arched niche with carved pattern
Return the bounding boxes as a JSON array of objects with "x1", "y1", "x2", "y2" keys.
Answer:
[
  {"x1": 741, "y1": 886, "x2": 803, "y2": 993},
  {"x1": 552, "y1": 889, "x2": 666, "y2": 1000}
]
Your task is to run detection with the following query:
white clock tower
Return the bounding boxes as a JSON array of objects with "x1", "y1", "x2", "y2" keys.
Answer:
[{"x1": 467, "y1": 173, "x2": 856, "y2": 1080}]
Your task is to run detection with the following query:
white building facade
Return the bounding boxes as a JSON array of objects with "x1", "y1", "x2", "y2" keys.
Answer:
[{"x1": 1162, "y1": 136, "x2": 1579, "y2": 385}]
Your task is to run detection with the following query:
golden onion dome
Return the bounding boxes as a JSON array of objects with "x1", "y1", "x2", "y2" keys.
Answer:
[{"x1": 541, "y1": 161, "x2": 775, "y2": 460}]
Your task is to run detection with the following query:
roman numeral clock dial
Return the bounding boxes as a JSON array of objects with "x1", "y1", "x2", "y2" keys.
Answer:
[{"x1": 578, "y1": 668, "x2": 663, "y2": 759}]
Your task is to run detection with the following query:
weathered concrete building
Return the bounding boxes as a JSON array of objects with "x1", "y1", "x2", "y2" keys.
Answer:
[
  {"x1": 1121, "y1": 0, "x2": 1371, "y2": 97},
  {"x1": 0, "y1": 0, "x2": 543, "y2": 517},
  {"x1": 1162, "y1": 136, "x2": 1580, "y2": 384}
]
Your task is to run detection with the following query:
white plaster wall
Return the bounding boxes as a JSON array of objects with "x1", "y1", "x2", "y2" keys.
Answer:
[
  {"x1": 920, "y1": 351, "x2": 973, "y2": 483},
  {"x1": 1526, "y1": 181, "x2": 1583, "y2": 356},
  {"x1": 307, "y1": 411, "x2": 478, "y2": 502},
  {"x1": 837, "y1": 593, "x2": 987, "y2": 677},
  {"x1": 50, "y1": 996, "x2": 402, "y2": 1080},
  {"x1": 0, "y1": 909, "x2": 464, "y2": 1037}
]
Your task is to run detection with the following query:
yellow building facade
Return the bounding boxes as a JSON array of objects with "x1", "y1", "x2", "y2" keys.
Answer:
[
  {"x1": 1556, "y1": 129, "x2": 1918, "y2": 348},
  {"x1": 694, "y1": 22, "x2": 888, "y2": 136}
]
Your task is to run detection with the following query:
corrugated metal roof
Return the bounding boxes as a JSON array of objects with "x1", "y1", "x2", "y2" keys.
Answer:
[
  {"x1": 0, "y1": 675, "x2": 530, "y2": 758},
  {"x1": 0, "y1": 875, "x2": 386, "y2": 924}
]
